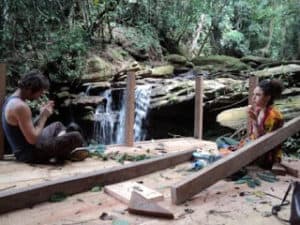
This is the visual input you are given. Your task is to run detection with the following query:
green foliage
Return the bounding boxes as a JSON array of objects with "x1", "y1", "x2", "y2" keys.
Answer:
[
  {"x1": 0, "y1": 1, "x2": 89, "y2": 83},
  {"x1": 43, "y1": 26, "x2": 88, "y2": 81},
  {"x1": 121, "y1": 25, "x2": 161, "y2": 58},
  {"x1": 1, "y1": 0, "x2": 299, "y2": 87},
  {"x1": 222, "y1": 30, "x2": 249, "y2": 55},
  {"x1": 115, "y1": 0, "x2": 204, "y2": 53}
]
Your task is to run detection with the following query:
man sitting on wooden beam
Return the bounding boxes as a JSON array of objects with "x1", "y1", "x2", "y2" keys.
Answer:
[{"x1": 1, "y1": 70, "x2": 89, "y2": 163}]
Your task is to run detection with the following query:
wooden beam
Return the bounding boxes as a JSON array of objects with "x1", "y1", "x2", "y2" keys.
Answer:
[
  {"x1": 0, "y1": 64, "x2": 6, "y2": 159},
  {"x1": 124, "y1": 71, "x2": 136, "y2": 146},
  {"x1": 194, "y1": 75, "x2": 204, "y2": 139},
  {"x1": 0, "y1": 149, "x2": 194, "y2": 214},
  {"x1": 247, "y1": 76, "x2": 258, "y2": 135},
  {"x1": 171, "y1": 116, "x2": 300, "y2": 204}
]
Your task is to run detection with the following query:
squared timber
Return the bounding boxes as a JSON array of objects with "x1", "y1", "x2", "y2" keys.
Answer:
[
  {"x1": 171, "y1": 116, "x2": 300, "y2": 204},
  {"x1": 0, "y1": 149, "x2": 194, "y2": 214}
]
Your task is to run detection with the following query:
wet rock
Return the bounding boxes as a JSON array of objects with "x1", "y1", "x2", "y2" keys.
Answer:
[{"x1": 165, "y1": 54, "x2": 187, "y2": 65}]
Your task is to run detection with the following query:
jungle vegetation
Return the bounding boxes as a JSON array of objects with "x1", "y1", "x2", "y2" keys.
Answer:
[{"x1": 0, "y1": 0, "x2": 299, "y2": 81}]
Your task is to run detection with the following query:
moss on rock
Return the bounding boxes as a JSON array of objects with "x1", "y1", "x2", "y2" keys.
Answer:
[
  {"x1": 192, "y1": 55, "x2": 250, "y2": 71},
  {"x1": 151, "y1": 65, "x2": 174, "y2": 77},
  {"x1": 165, "y1": 54, "x2": 187, "y2": 65}
]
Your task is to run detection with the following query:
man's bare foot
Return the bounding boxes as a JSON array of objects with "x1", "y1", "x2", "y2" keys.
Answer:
[{"x1": 70, "y1": 149, "x2": 89, "y2": 161}]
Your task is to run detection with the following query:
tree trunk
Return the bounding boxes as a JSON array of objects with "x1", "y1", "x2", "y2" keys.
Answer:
[
  {"x1": 197, "y1": 0, "x2": 230, "y2": 56},
  {"x1": 197, "y1": 25, "x2": 213, "y2": 56},
  {"x1": 260, "y1": 18, "x2": 274, "y2": 57},
  {"x1": 78, "y1": 0, "x2": 90, "y2": 29},
  {"x1": 189, "y1": 14, "x2": 205, "y2": 56}
]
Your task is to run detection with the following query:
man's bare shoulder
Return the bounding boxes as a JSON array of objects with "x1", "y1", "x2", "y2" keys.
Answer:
[{"x1": 6, "y1": 98, "x2": 29, "y2": 112}]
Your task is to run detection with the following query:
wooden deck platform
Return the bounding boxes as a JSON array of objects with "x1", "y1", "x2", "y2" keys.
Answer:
[
  {"x1": 0, "y1": 138, "x2": 216, "y2": 191},
  {"x1": 0, "y1": 137, "x2": 299, "y2": 225}
]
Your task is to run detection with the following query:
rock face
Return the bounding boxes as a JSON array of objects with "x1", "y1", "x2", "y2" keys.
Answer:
[
  {"x1": 52, "y1": 48, "x2": 300, "y2": 141},
  {"x1": 250, "y1": 64, "x2": 300, "y2": 78}
]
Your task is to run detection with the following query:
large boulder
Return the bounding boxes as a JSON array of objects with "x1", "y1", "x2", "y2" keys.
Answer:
[
  {"x1": 250, "y1": 64, "x2": 300, "y2": 77},
  {"x1": 217, "y1": 95, "x2": 300, "y2": 130},
  {"x1": 82, "y1": 55, "x2": 115, "y2": 82},
  {"x1": 240, "y1": 55, "x2": 275, "y2": 67},
  {"x1": 151, "y1": 65, "x2": 174, "y2": 78},
  {"x1": 192, "y1": 55, "x2": 250, "y2": 72},
  {"x1": 112, "y1": 26, "x2": 163, "y2": 61}
]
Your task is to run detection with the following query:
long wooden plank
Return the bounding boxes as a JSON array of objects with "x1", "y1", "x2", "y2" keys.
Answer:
[
  {"x1": 171, "y1": 116, "x2": 300, "y2": 204},
  {"x1": 0, "y1": 149, "x2": 194, "y2": 214},
  {"x1": 0, "y1": 64, "x2": 6, "y2": 159}
]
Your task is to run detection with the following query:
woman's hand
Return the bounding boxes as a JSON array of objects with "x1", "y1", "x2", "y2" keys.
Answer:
[{"x1": 247, "y1": 105, "x2": 257, "y2": 122}]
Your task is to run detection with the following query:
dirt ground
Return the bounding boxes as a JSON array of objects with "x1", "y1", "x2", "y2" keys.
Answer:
[{"x1": 0, "y1": 138, "x2": 299, "y2": 225}]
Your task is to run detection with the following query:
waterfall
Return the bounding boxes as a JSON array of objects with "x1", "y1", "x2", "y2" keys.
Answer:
[
  {"x1": 93, "y1": 90, "x2": 117, "y2": 144},
  {"x1": 93, "y1": 85, "x2": 152, "y2": 144},
  {"x1": 133, "y1": 85, "x2": 152, "y2": 141}
]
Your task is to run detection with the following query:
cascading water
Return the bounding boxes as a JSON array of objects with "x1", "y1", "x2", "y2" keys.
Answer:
[
  {"x1": 93, "y1": 90, "x2": 118, "y2": 144},
  {"x1": 93, "y1": 85, "x2": 152, "y2": 144},
  {"x1": 133, "y1": 85, "x2": 152, "y2": 141}
]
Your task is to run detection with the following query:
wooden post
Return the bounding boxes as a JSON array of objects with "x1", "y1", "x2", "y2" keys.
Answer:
[
  {"x1": 124, "y1": 71, "x2": 136, "y2": 146},
  {"x1": 0, "y1": 64, "x2": 6, "y2": 159},
  {"x1": 194, "y1": 75, "x2": 204, "y2": 139},
  {"x1": 248, "y1": 76, "x2": 259, "y2": 135}
]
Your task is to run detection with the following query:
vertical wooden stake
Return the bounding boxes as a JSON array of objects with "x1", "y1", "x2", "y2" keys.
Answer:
[
  {"x1": 124, "y1": 71, "x2": 136, "y2": 146},
  {"x1": 248, "y1": 76, "x2": 259, "y2": 135},
  {"x1": 0, "y1": 64, "x2": 6, "y2": 159},
  {"x1": 194, "y1": 75, "x2": 204, "y2": 139}
]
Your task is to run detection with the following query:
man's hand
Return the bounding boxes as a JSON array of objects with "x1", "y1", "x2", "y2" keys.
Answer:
[{"x1": 40, "y1": 101, "x2": 54, "y2": 118}]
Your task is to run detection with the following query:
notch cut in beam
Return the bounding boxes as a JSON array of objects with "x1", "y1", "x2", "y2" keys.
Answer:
[
  {"x1": 171, "y1": 116, "x2": 300, "y2": 205},
  {"x1": 0, "y1": 149, "x2": 194, "y2": 214}
]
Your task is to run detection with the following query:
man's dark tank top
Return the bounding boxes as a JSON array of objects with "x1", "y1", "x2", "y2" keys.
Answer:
[{"x1": 2, "y1": 96, "x2": 35, "y2": 161}]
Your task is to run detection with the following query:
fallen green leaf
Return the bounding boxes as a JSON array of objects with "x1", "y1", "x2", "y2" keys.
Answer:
[
  {"x1": 90, "y1": 186, "x2": 102, "y2": 192},
  {"x1": 49, "y1": 192, "x2": 67, "y2": 202}
]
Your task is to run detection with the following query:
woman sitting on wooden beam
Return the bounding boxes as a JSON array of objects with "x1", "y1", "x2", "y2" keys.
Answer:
[{"x1": 218, "y1": 79, "x2": 284, "y2": 170}]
